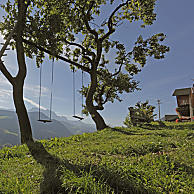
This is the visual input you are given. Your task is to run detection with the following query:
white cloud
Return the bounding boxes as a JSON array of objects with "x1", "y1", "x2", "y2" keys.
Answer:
[
  {"x1": 0, "y1": 73, "x2": 50, "y2": 110},
  {"x1": 24, "y1": 84, "x2": 49, "y2": 97},
  {"x1": 24, "y1": 97, "x2": 47, "y2": 110},
  {"x1": 0, "y1": 76, "x2": 10, "y2": 86},
  {"x1": 0, "y1": 77, "x2": 12, "y2": 101},
  {"x1": 0, "y1": 87, "x2": 13, "y2": 110},
  {"x1": 0, "y1": 89, "x2": 12, "y2": 97}
]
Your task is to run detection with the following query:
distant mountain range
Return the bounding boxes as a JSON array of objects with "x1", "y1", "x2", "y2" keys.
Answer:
[{"x1": 0, "y1": 109, "x2": 95, "y2": 148}]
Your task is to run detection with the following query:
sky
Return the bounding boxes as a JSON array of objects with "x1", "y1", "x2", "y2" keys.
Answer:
[{"x1": 0, "y1": 0, "x2": 194, "y2": 127}]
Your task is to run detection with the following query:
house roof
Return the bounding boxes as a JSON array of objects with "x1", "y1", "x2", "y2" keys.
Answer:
[
  {"x1": 164, "y1": 115, "x2": 178, "y2": 121},
  {"x1": 172, "y1": 88, "x2": 191, "y2": 96}
]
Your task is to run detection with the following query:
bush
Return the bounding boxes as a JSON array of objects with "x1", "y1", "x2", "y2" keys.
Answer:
[{"x1": 124, "y1": 101, "x2": 156, "y2": 127}]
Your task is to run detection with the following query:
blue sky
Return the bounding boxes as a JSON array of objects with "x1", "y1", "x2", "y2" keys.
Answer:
[{"x1": 0, "y1": 0, "x2": 194, "y2": 126}]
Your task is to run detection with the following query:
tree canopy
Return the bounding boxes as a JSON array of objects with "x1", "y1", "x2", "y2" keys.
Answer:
[
  {"x1": 0, "y1": 0, "x2": 169, "y2": 130},
  {"x1": 124, "y1": 100, "x2": 157, "y2": 126}
]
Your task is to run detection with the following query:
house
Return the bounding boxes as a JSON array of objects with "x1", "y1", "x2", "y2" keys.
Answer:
[
  {"x1": 164, "y1": 115, "x2": 179, "y2": 122},
  {"x1": 172, "y1": 85, "x2": 194, "y2": 122}
]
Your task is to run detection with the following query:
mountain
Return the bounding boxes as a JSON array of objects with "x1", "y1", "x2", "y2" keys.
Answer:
[
  {"x1": 29, "y1": 108, "x2": 95, "y2": 134},
  {"x1": 0, "y1": 109, "x2": 95, "y2": 148}
]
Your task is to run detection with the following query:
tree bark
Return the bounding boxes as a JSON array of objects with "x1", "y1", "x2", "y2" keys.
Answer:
[
  {"x1": 86, "y1": 69, "x2": 107, "y2": 130},
  {"x1": 13, "y1": 81, "x2": 34, "y2": 144},
  {"x1": 87, "y1": 105, "x2": 107, "y2": 130},
  {"x1": 13, "y1": 0, "x2": 34, "y2": 144}
]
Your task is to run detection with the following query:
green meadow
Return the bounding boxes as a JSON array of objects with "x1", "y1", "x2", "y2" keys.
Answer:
[{"x1": 0, "y1": 122, "x2": 193, "y2": 193}]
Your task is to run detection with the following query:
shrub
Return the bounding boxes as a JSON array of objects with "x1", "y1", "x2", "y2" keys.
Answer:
[{"x1": 124, "y1": 101, "x2": 156, "y2": 127}]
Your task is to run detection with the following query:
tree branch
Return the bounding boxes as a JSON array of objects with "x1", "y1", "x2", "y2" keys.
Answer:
[
  {"x1": 0, "y1": 24, "x2": 18, "y2": 58},
  {"x1": 94, "y1": 84, "x2": 112, "y2": 110},
  {"x1": 25, "y1": 0, "x2": 31, "y2": 8},
  {"x1": 102, "y1": 88, "x2": 112, "y2": 105},
  {"x1": 82, "y1": 1, "x2": 98, "y2": 41},
  {"x1": 22, "y1": 38, "x2": 91, "y2": 73},
  {"x1": 15, "y1": 0, "x2": 31, "y2": 80},
  {"x1": 94, "y1": 105, "x2": 104, "y2": 110},
  {"x1": 97, "y1": 83, "x2": 112, "y2": 106},
  {"x1": 61, "y1": 38, "x2": 95, "y2": 62},
  {"x1": 0, "y1": 60, "x2": 14, "y2": 84},
  {"x1": 94, "y1": 86, "x2": 112, "y2": 110},
  {"x1": 100, "y1": 0, "x2": 130, "y2": 41},
  {"x1": 0, "y1": 23, "x2": 18, "y2": 85},
  {"x1": 111, "y1": 64, "x2": 123, "y2": 77}
]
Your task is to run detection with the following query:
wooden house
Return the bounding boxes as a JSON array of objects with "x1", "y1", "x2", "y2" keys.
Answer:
[
  {"x1": 164, "y1": 115, "x2": 179, "y2": 122},
  {"x1": 172, "y1": 85, "x2": 194, "y2": 121}
]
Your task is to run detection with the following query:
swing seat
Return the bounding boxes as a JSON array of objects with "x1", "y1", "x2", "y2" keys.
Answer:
[
  {"x1": 38, "y1": 119, "x2": 52, "y2": 123},
  {"x1": 72, "y1": 115, "x2": 84, "y2": 120}
]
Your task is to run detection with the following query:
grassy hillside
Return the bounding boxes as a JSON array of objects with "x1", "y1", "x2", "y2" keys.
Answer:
[{"x1": 0, "y1": 122, "x2": 193, "y2": 193}]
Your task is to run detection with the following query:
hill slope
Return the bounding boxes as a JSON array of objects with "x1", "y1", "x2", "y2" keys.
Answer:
[{"x1": 0, "y1": 122, "x2": 193, "y2": 193}]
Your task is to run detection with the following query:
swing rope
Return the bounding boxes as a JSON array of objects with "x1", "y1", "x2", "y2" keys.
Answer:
[
  {"x1": 38, "y1": 58, "x2": 54, "y2": 123},
  {"x1": 81, "y1": 70, "x2": 84, "y2": 117},
  {"x1": 38, "y1": 62, "x2": 43, "y2": 121},
  {"x1": 72, "y1": 66, "x2": 76, "y2": 116},
  {"x1": 49, "y1": 58, "x2": 55, "y2": 120},
  {"x1": 72, "y1": 66, "x2": 84, "y2": 120}
]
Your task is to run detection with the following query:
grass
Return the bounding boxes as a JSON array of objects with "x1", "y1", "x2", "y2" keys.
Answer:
[{"x1": 0, "y1": 122, "x2": 193, "y2": 193}]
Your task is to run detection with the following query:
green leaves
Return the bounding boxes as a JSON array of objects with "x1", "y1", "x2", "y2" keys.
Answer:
[
  {"x1": 0, "y1": 0, "x2": 169, "y2": 126},
  {"x1": 124, "y1": 100, "x2": 156, "y2": 127},
  {"x1": 132, "y1": 33, "x2": 170, "y2": 67},
  {"x1": 119, "y1": 0, "x2": 157, "y2": 26}
]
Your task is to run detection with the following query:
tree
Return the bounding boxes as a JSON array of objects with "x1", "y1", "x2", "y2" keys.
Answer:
[
  {"x1": 0, "y1": 0, "x2": 34, "y2": 144},
  {"x1": 124, "y1": 100, "x2": 156, "y2": 127},
  {"x1": 1, "y1": 0, "x2": 169, "y2": 131}
]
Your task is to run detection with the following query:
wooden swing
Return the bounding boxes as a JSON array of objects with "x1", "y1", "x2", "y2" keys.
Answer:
[
  {"x1": 38, "y1": 58, "x2": 54, "y2": 123},
  {"x1": 72, "y1": 67, "x2": 84, "y2": 120}
]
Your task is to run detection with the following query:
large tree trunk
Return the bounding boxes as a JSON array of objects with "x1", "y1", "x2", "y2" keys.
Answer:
[
  {"x1": 86, "y1": 70, "x2": 107, "y2": 131},
  {"x1": 13, "y1": 81, "x2": 34, "y2": 144},
  {"x1": 86, "y1": 104, "x2": 107, "y2": 130},
  {"x1": 14, "y1": 0, "x2": 34, "y2": 144}
]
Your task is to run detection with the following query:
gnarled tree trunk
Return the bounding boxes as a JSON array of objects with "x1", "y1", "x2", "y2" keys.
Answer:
[
  {"x1": 86, "y1": 69, "x2": 107, "y2": 131},
  {"x1": 14, "y1": 0, "x2": 34, "y2": 144},
  {"x1": 13, "y1": 81, "x2": 33, "y2": 144}
]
